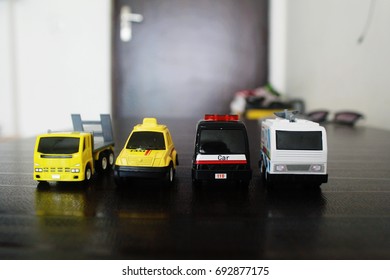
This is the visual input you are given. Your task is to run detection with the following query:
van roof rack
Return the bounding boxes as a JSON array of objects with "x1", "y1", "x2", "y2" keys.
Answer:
[{"x1": 274, "y1": 109, "x2": 299, "y2": 122}]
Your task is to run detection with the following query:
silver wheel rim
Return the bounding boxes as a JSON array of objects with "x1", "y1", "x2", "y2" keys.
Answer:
[
  {"x1": 102, "y1": 157, "x2": 108, "y2": 170},
  {"x1": 169, "y1": 167, "x2": 173, "y2": 182},
  {"x1": 86, "y1": 168, "x2": 92, "y2": 180},
  {"x1": 109, "y1": 153, "x2": 114, "y2": 165}
]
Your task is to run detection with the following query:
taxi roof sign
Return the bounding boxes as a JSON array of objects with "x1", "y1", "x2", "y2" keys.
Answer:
[
  {"x1": 142, "y1": 118, "x2": 158, "y2": 126},
  {"x1": 134, "y1": 118, "x2": 167, "y2": 131}
]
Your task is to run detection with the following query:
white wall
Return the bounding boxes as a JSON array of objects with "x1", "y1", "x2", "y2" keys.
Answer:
[
  {"x1": 0, "y1": 0, "x2": 16, "y2": 137},
  {"x1": 279, "y1": 0, "x2": 390, "y2": 130},
  {"x1": 0, "y1": 0, "x2": 111, "y2": 138},
  {"x1": 269, "y1": 0, "x2": 287, "y2": 94},
  {"x1": 3, "y1": 0, "x2": 390, "y2": 136}
]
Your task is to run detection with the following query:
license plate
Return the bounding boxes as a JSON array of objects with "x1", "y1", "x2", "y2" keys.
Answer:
[
  {"x1": 215, "y1": 173, "x2": 227, "y2": 179},
  {"x1": 52, "y1": 174, "x2": 60, "y2": 179}
]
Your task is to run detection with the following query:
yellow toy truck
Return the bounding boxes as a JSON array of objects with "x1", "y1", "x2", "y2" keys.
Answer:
[
  {"x1": 114, "y1": 118, "x2": 178, "y2": 186},
  {"x1": 33, "y1": 114, "x2": 115, "y2": 183}
]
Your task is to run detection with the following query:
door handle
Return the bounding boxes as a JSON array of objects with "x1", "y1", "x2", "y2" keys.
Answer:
[{"x1": 120, "y1": 5, "x2": 144, "y2": 42}]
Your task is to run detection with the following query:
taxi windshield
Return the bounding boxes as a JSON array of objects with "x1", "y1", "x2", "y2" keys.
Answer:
[{"x1": 126, "y1": 132, "x2": 165, "y2": 150}]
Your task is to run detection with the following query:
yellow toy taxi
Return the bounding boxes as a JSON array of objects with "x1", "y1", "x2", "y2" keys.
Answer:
[{"x1": 114, "y1": 118, "x2": 179, "y2": 186}]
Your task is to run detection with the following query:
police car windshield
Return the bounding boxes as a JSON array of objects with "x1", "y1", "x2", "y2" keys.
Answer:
[
  {"x1": 126, "y1": 132, "x2": 165, "y2": 150},
  {"x1": 199, "y1": 129, "x2": 246, "y2": 154},
  {"x1": 276, "y1": 130, "x2": 323, "y2": 150},
  {"x1": 38, "y1": 137, "x2": 80, "y2": 154}
]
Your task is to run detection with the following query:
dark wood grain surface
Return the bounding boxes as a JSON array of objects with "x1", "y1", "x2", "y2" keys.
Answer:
[{"x1": 0, "y1": 118, "x2": 389, "y2": 259}]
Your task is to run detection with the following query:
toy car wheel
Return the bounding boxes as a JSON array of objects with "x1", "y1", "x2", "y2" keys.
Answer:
[
  {"x1": 108, "y1": 151, "x2": 115, "y2": 168},
  {"x1": 264, "y1": 171, "x2": 274, "y2": 187},
  {"x1": 85, "y1": 165, "x2": 92, "y2": 182},
  {"x1": 37, "y1": 181, "x2": 49, "y2": 189},
  {"x1": 97, "y1": 153, "x2": 109, "y2": 173},
  {"x1": 101, "y1": 156, "x2": 108, "y2": 170},
  {"x1": 165, "y1": 163, "x2": 174, "y2": 185},
  {"x1": 260, "y1": 160, "x2": 266, "y2": 180}
]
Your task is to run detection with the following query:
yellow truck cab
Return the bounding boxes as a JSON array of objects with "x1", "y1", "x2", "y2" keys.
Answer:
[
  {"x1": 33, "y1": 114, "x2": 115, "y2": 183},
  {"x1": 114, "y1": 118, "x2": 178, "y2": 186}
]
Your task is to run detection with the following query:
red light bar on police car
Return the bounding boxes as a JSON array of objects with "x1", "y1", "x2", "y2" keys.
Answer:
[{"x1": 204, "y1": 114, "x2": 239, "y2": 121}]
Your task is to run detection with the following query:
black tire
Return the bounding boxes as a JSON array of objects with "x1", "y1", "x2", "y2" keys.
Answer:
[
  {"x1": 191, "y1": 169, "x2": 202, "y2": 187},
  {"x1": 264, "y1": 171, "x2": 274, "y2": 188},
  {"x1": 107, "y1": 151, "x2": 115, "y2": 169},
  {"x1": 84, "y1": 165, "x2": 92, "y2": 182},
  {"x1": 96, "y1": 152, "x2": 109, "y2": 173},
  {"x1": 165, "y1": 163, "x2": 175, "y2": 186},
  {"x1": 37, "y1": 181, "x2": 49, "y2": 190},
  {"x1": 260, "y1": 159, "x2": 266, "y2": 181},
  {"x1": 261, "y1": 158, "x2": 273, "y2": 187}
]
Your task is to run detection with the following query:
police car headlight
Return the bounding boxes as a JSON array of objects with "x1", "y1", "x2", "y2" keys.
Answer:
[
  {"x1": 310, "y1": 164, "x2": 323, "y2": 172},
  {"x1": 274, "y1": 164, "x2": 287, "y2": 172}
]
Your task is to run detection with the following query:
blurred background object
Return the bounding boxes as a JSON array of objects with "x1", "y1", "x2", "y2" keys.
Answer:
[
  {"x1": 230, "y1": 84, "x2": 305, "y2": 120},
  {"x1": 1, "y1": 0, "x2": 390, "y2": 139}
]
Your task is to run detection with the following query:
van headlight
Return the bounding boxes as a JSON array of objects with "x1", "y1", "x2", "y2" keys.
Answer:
[
  {"x1": 274, "y1": 164, "x2": 287, "y2": 172},
  {"x1": 310, "y1": 164, "x2": 324, "y2": 172}
]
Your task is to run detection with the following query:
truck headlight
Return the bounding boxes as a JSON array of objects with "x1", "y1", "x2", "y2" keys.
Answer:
[
  {"x1": 71, "y1": 168, "x2": 80, "y2": 173},
  {"x1": 35, "y1": 168, "x2": 43, "y2": 172}
]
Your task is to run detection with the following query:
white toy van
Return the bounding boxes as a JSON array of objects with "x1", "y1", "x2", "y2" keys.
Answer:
[{"x1": 260, "y1": 111, "x2": 328, "y2": 186}]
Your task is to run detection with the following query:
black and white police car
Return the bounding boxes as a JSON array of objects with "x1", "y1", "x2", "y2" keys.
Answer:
[{"x1": 191, "y1": 114, "x2": 252, "y2": 187}]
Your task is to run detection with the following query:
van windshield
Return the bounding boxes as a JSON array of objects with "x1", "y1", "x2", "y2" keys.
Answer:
[
  {"x1": 276, "y1": 131, "x2": 322, "y2": 150},
  {"x1": 199, "y1": 129, "x2": 246, "y2": 154},
  {"x1": 38, "y1": 137, "x2": 80, "y2": 154},
  {"x1": 126, "y1": 132, "x2": 165, "y2": 150}
]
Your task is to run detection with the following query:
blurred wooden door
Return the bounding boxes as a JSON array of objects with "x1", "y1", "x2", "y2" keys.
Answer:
[{"x1": 112, "y1": 0, "x2": 268, "y2": 119}]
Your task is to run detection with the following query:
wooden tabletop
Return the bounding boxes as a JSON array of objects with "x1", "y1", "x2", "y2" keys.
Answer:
[{"x1": 0, "y1": 118, "x2": 389, "y2": 259}]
